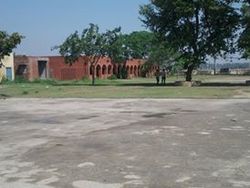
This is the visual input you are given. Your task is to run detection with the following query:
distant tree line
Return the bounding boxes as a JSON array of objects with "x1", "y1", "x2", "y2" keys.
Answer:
[{"x1": 200, "y1": 62, "x2": 250, "y2": 70}]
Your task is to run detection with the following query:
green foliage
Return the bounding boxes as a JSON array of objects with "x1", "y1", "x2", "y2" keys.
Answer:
[
  {"x1": 54, "y1": 24, "x2": 106, "y2": 85},
  {"x1": 107, "y1": 75, "x2": 117, "y2": 80},
  {"x1": 140, "y1": 0, "x2": 240, "y2": 81},
  {"x1": 103, "y1": 27, "x2": 128, "y2": 64},
  {"x1": 81, "y1": 76, "x2": 90, "y2": 81},
  {"x1": 123, "y1": 31, "x2": 155, "y2": 59},
  {"x1": 0, "y1": 31, "x2": 24, "y2": 64},
  {"x1": 239, "y1": 2, "x2": 250, "y2": 58},
  {"x1": 146, "y1": 42, "x2": 181, "y2": 68},
  {"x1": 22, "y1": 91, "x2": 29, "y2": 95},
  {"x1": 14, "y1": 76, "x2": 29, "y2": 83}
]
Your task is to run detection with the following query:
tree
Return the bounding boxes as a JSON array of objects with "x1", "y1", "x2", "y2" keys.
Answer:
[
  {"x1": 140, "y1": 0, "x2": 240, "y2": 81},
  {"x1": 124, "y1": 31, "x2": 155, "y2": 59},
  {"x1": 103, "y1": 27, "x2": 129, "y2": 78},
  {"x1": 104, "y1": 30, "x2": 156, "y2": 78},
  {"x1": 0, "y1": 31, "x2": 23, "y2": 67},
  {"x1": 55, "y1": 24, "x2": 106, "y2": 85},
  {"x1": 146, "y1": 42, "x2": 183, "y2": 73},
  {"x1": 239, "y1": 1, "x2": 250, "y2": 58},
  {"x1": 121, "y1": 31, "x2": 157, "y2": 77}
]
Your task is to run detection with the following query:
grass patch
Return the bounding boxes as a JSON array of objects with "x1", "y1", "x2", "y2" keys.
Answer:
[{"x1": 0, "y1": 75, "x2": 250, "y2": 98}]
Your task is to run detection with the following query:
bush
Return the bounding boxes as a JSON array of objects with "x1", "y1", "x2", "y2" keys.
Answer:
[
  {"x1": 1, "y1": 76, "x2": 11, "y2": 84},
  {"x1": 14, "y1": 76, "x2": 29, "y2": 83},
  {"x1": 107, "y1": 75, "x2": 117, "y2": 80},
  {"x1": 22, "y1": 91, "x2": 29, "y2": 95},
  {"x1": 82, "y1": 76, "x2": 90, "y2": 81}
]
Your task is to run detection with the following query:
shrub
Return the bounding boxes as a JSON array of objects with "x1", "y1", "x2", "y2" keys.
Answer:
[
  {"x1": 14, "y1": 76, "x2": 29, "y2": 83},
  {"x1": 82, "y1": 76, "x2": 90, "y2": 81},
  {"x1": 22, "y1": 91, "x2": 29, "y2": 95},
  {"x1": 108, "y1": 75, "x2": 117, "y2": 80}
]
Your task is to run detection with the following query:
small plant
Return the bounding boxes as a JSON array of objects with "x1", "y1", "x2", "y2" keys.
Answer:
[
  {"x1": 82, "y1": 76, "x2": 90, "y2": 81},
  {"x1": 107, "y1": 75, "x2": 117, "y2": 80},
  {"x1": 22, "y1": 91, "x2": 29, "y2": 95},
  {"x1": 1, "y1": 76, "x2": 11, "y2": 84},
  {"x1": 15, "y1": 76, "x2": 29, "y2": 83}
]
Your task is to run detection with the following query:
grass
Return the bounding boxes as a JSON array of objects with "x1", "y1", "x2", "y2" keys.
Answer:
[{"x1": 0, "y1": 75, "x2": 250, "y2": 98}]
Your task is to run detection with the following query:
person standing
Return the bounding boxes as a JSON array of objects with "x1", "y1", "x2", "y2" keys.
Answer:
[
  {"x1": 161, "y1": 69, "x2": 166, "y2": 85},
  {"x1": 155, "y1": 69, "x2": 160, "y2": 85}
]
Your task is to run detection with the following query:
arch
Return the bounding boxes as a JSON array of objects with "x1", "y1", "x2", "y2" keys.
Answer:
[
  {"x1": 89, "y1": 65, "x2": 94, "y2": 75},
  {"x1": 117, "y1": 64, "x2": 122, "y2": 78},
  {"x1": 126, "y1": 66, "x2": 130, "y2": 73},
  {"x1": 102, "y1": 65, "x2": 107, "y2": 75},
  {"x1": 138, "y1": 65, "x2": 141, "y2": 76},
  {"x1": 130, "y1": 66, "x2": 133, "y2": 74},
  {"x1": 113, "y1": 64, "x2": 117, "y2": 75},
  {"x1": 108, "y1": 65, "x2": 112, "y2": 74},
  {"x1": 96, "y1": 65, "x2": 101, "y2": 78},
  {"x1": 134, "y1": 66, "x2": 137, "y2": 76}
]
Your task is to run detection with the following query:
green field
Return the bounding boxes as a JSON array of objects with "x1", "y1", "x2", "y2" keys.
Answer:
[{"x1": 1, "y1": 75, "x2": 250, "y2": 98}]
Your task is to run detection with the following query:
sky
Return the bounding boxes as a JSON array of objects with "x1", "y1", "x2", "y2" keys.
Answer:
[{"x1": 0, "y1": 0, "x2": 149, "y2": 56}]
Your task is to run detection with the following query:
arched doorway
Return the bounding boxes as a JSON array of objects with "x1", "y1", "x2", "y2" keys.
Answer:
[
  {"x1": 96, "y1": 65, "x2": 101, "y2": 78},
  {"x1": 102, "y1": 65, "x2": 107, "y2": 76},
  {"x1": 108, "y1": 65, "x2": 112, "y2": 74},
  {"x1": 113, "y1": 64, "x2": 117, "y2": 75},
  {"x1": 130, "y1": 66, "x2": 133, "y2": 74},
  {"x1": 134, "y1": 66, "x2": 137, "y2": 77}
]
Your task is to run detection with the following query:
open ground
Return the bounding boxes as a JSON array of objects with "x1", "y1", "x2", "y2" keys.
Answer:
[
  {"x1": 0, "y1": 98, "x2": 250, "y2": 188},
  {"x1": 1, "y1": 75, "x2": 250, "y2": 98}
]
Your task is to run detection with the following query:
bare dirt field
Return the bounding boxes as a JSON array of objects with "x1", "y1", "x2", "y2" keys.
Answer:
[{"x1": 0, "y1": 99, "x2": 250, "y2": 188}]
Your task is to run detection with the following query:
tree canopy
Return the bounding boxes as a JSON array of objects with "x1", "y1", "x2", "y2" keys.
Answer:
[
  {"x1": 123, "y1": 31, "x2": 155, "y2": 59},
  {"x1": 0, "y1": 31, "x2": 23, "y2": 66},
  {"x1": 239, "y1": 1, "x2": 250, "y2": 58},
  {"x1": 55, "y1": 24, "x2": 106, "y2": 85},
  {"x1": 56, "y1": 25, "x2": 158, "y2": 82},
  {"x1": 140, "y1": 0, "x2": 240, "y2": 81}
]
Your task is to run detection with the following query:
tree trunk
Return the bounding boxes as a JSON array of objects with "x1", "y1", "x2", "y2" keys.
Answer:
[
  {"x1": 185, "y1": 65, "x2": 194, "y2": 82},
  {"x1": 213, "y1": 57, "x2": 216, "y2": 75},
  {"x1": 91, "y1": 65, "x2": 95, "y2": 85}
]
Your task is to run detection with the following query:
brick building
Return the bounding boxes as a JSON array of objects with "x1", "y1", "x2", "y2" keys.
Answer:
[
  {"x1": 15, "y1": 56, "x2": 49, "y2": 80},
  {"x1": 14, "y1": 55, "x2": 153, "y2": 81}
]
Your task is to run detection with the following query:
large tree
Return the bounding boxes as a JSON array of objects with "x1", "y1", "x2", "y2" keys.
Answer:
[
  {"x1": 146, "y1": 42, "x2": 183, "y2": 71},
  {"x1": 56, "y1": 24, "x2": 106, "y2": 85},
  {"x1": 103, "y1": 27, "x2": 130, "y2": 78},
  {"x1": 0, "y1": 31, "x2": 23, "y2": 67},
  {"x1": 104, "y1": 30, "x2": 156, "y2": 78},
  {"x1": 140, "y1": 0, "x2": 240, "y2": 81},
  {"x1": 239, "y1": 1, "x2": 250, "y2": 58},
  {"x1": 124, "y1": 31, "x2": 155, "y2": 59}
]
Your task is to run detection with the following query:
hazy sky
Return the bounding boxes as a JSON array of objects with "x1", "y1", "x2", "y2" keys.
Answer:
[{"x1": 1, "y1": 0, "x2": 149, "y2": 56}]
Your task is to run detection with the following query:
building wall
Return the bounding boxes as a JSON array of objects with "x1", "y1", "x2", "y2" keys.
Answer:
[
  {"x1": 125, "y1": 59, "x2": 144, "y2": 78},
  {"x1": 14, "y1": 55, "x2": 150, "y2": 81},
  {"x1": 14, "y1": 55, "x2": 49, "y2": 81},
  {"x1": 49, "y1": 56, "x2": 88, "y2": 80},
  {"x1": 93, "y1": 57, "x2": 113, "y2": 79},
  {"x1": 49, "y1": 56, "x2": 144, "y2": 80},
  {"x1": 0, "y1": 53, "x2": 14, "y2": 81}
]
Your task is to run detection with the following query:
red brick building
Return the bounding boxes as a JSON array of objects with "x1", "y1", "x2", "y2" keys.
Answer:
[
  {"x1": 15, "y1": 56, "x2": 50, "y2": 80},
  {"x1": 14, "y1": 55, "x2": 155, "y2": 81}
]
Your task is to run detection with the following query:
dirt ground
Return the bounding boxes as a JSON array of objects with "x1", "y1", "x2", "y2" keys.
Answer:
[{"x1": 0, "y1": 99, "x2": 250, "y2": 188}]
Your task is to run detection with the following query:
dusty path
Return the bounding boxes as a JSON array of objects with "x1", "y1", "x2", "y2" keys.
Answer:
[{"x1": 0, "y1": 99, "x2": 250, "y2": 188}]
